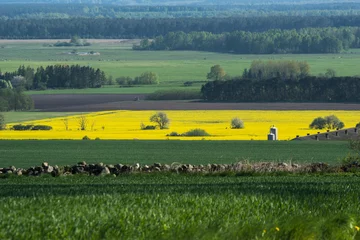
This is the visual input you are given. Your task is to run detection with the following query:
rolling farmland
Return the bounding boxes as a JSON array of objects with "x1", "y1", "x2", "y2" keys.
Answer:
[
  {"x1": 2, "y1": 110, "x2": 359, "y2": 140},
  {"x1": 1, "y1": 40, "x2": 360, "y2": 95}
]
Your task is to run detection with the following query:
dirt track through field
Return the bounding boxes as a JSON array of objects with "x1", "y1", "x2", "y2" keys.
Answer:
[{"x1": 31, "y1": 94, "x2": 360, "y2": 112}]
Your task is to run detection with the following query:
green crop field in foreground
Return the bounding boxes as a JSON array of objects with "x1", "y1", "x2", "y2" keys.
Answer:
[
  {"x1": 1, "y1": 41, "x2": 360, "y2": 94},
  {"x1": 1, "y1": 174, "x2": 360, "y2": 239},
  {"x1": 0, "y1": 140, "x2": 350, "y2": 168}
]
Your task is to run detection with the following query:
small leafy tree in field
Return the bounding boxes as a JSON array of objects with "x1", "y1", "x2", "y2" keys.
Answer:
[
  {"x1": 0, "y1": 113, "x2": 5, "y2": 130},
  {"x1": 309, "y1": 115, "x2": 344, "y2": 130},
  {"x1": 135, "y1": 72, "x2": 159, "y2": 85},
  {"x1": 231, "y1": 117, "x2": 244, "y2": 129},
  {"x1": 310, "y1": 117, "x2": 327, "y2": 129},
  {"x1": 324, "y1": 115, "x2": 344, "y2": 129},
  {"x1": 150, "y1": 112, "x2": 170, "y2": 129},
  {"x1": 207, "y1": 65, "x2": 226, "y2": 81}
]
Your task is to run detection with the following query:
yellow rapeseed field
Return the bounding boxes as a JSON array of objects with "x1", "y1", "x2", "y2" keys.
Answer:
[{"x1": 1, "y1": 110, "x2": 359, "y2": 140}]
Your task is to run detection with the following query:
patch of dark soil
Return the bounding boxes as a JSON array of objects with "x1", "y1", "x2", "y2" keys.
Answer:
[{"x1": 32, "y1": 94, "x2": 147, "y2": 111}]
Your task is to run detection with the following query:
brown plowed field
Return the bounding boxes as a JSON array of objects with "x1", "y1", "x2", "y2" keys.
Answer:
[{"x1": 31, "y1": 94, "x2": 360, "y2": 112}]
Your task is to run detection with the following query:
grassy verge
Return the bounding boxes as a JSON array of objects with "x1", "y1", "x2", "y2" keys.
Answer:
[
  {"x1": 0, "y1": 140, "x2": 350, "y2": 167},
  {"x1": 2, "y1": 112, "x2": 84, "y2": 123},
  {"x1": 0, "y1": 174, "x2": 360, "y2": 239}
]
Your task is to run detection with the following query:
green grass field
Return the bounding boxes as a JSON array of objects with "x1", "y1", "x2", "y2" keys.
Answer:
[
  {"x1": 0, "y1": 140, "x2": 350, "y2": 168},
  {"x1": 2, "y1": 111, "x2": 84, "y2": 123},
  {"x1": 1, "y1": 174, "x2": 360, "y2": 239},
  {"x1": 1, "y1": 41, "x2": 360, "y2": 94}
]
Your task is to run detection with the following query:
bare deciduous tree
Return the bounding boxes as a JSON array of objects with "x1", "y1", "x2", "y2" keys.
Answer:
[
  {"x1": 78, "y1": 115, "x2": 88, "y2": 131},
  {"x1": 62, "y1": 118, "x2": 69, "y2": 131},
  {"x1": 91, "y1": 120, "x2": 96, "y2": 131}
]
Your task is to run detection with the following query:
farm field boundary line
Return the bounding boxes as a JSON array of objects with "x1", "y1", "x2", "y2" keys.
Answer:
[{"x1": 30, "y1": 95, "x2": 360, "y2": 111}]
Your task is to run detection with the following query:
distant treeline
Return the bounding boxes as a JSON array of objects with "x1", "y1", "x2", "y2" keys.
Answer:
[
  {"x1": 2, "y1": 3, "x2": 360, "y2": 19},
  {"x1": 135, "y1": 27, "x2": 360, "y2": 54},
  {"x1": 201, "y1": 77, "x2": 360, "y2": 102},
  {"x1": 3, "y1": 15, "x2": 360, "y2": 38},
  {"x1": 1, "y1": 65, "x2": 106, "y2": 90}
]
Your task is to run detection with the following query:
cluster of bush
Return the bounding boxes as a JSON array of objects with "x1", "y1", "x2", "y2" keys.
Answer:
[
  {"x1": 11, "y1": 124, "x2": 52, "y2": 131},
  {"x1": 0, "y1": 88, "x2": 33, "y2": 111},
  {"x1": 82, "y1": 136, "x2": 100, "y2": 140},
  {"x1": 116, "y1": 72, "x2": 159, "y2": 86},
  {"x1": 167, "y1": 129, "x2": 210, "y2": 137},
  {"x1": 52, "y1": 36, "x2": 91, "y2": 47},
  {"x1": 309, "y1": 115, "x2": 345, "y2": 130},
  {"x1": 146, "y1": 89, "x2": 201, "y2": 100},
  {"x1": 140, "y1": 123, "x2": 157, "y2": 130}
]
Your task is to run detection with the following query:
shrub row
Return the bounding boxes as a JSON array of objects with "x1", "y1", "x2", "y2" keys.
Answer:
[
  {"x1": 167, "y1": 128, "x2": 210, "y2": 137},
  {"x1": 12, "y1": 124, "x2": 52, "y2": 131},
  {"x1": 146, "y1": 89, "x2": 202, "y2": 100}
]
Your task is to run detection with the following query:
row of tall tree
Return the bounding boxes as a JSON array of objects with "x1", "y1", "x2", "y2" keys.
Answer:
[
  {"x1": 3, "y1": 15, "x2": 360, "y2": 38},
  {"x1": 1, "y1": 65, "x2": 106, "y2": 90},
  {"x1": 134, "y1": 27, "x2": 360, "y2": 54},
  {"x1": 201, "y1": 76, "x2": 360, "y2": 102}
]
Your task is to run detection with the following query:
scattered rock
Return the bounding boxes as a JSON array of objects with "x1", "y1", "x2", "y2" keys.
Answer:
[
  {"x1": 100, "y1": 167, "x2": 110, "y2": 175},
  {"x1": 133, "y1": 163, "x2": 140, "y2": 171},
  {"x1": 154, "y1": 163, "x2": 162, "y2": 168},
  {"x1": 45, "y1": 166, "x2": 54, "y2": 173},
  {"x1": 0, "y1": 161, "x2": 345, "y2": 177}
]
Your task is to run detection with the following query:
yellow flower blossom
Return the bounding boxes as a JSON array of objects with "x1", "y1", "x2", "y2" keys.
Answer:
[
  {"x1": 355, "y1": 226, "x2": 360, "y2": 231},
  {"x1": 275, "y1": 227, "x2": 280, "y2": 231},
  {"x1": 1, "y1": 110, "x2": 359, "y2": 140}
]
